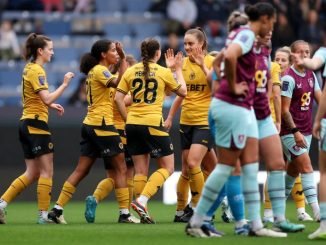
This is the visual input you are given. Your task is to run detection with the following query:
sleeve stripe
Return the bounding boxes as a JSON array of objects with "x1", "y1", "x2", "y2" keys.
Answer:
[
  {"x1": 171, "y1": 84, "x2": 181, "y2": 92},
  {"x1": 116, "y1": 88, "x2": 128, "y2": 94},
  {"x1": 106, "y1": 77, "x2": 115, "y2": 87},
  {"x1": 35, "y1": 87, "x2": 47, "y2": 93}
]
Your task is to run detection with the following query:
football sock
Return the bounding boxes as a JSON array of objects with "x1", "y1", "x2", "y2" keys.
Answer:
[
  {"x1": 93, "y1": 178, "x2": 114, "y2": 202},
  {"x1": 37, "y1": 177, "x2": 52, "y2": 211},
  {"x1": 1, "y1": 174, "x2": 30, "y2": 203}
]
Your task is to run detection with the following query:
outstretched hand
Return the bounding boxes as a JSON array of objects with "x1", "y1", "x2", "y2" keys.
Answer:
[{"x1": 165, "y1": 49, "x2": 183, "y2": 70}]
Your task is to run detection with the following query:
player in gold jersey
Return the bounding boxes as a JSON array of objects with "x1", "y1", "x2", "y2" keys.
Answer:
[
  {"x1": 263, "y1": 46, "x2": 313, "y2": 222},
  {"x1": 47, "y1": 39, "x2": 132, "y2": 224},
  {"x1": 0, "y1": 33, "x2": 74, "y2": 224},
  {"x1": 84, "y1": 55, "x2": 140, "y2": 223},
  {"x1": 115, "y1": 38, "x2": 187, "y2": 223},
  {"x1": 164, "y1": 28, "x2": 217, "y2": 222}
]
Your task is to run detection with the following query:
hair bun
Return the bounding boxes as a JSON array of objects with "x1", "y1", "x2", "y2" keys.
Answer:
[{"x1": 245, "y1": 5, "x2": 259, "y2": 21}]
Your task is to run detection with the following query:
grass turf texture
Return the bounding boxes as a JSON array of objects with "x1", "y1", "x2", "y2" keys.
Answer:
[{"x1": 0, "y1": 201, "x2": 321, "y2": 244}]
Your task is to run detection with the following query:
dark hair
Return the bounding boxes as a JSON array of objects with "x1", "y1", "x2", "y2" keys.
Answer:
[
  {"x1": 80, "y1": 39, "x2": 113, "y2": 75},
  {"x1": 141, "y1": 38, "x2": 160, "y2": 81},
  {"x1": 23, "y1": 33, "x2": 52, "y2": 61},
  {"x1": 185, "y1": 27, "x2": 208, "y2": 52},
  {"x1": 245, "y1": 2, "x2": 275, "y2": 21},
  {"x1": 227, "y1": 11, "x2": 249, "y2": 32},
  {"x1": 290, "y1": 40, "x2": 310, "y2": 53}
]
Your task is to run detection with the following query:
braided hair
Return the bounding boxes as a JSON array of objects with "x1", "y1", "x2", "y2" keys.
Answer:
[{"x1": 140, "y1": 38, "x2": 160, "y2": 81}]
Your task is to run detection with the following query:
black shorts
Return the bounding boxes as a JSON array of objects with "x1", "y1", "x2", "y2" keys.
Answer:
[
  {"x1": 117, "y1": 129, "x2": 133, "y2": 168},
  {"x1": 19, "y1": 119, "x2": 54, "y2": 159},
  {"x1": 125, "y1": 124, "x2": 174, "y2": 158},
  {"x1": 80, "y1": 124, "x2": 124, "y2": 159},
  {"x1": 179, "y1": 124, "x2": 214, "y2": 150}
]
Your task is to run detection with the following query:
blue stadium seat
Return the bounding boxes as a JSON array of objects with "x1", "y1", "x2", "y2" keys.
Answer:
[
  {"x1": 95, "y1": 0, "x2": 123, "y2": 12},
  {"x1": 53, "y1": 48, "x2": 78, "y2": 63},
  {"x1": 124, "y1": 47, "x2": 140, "y2": 60},
  {"x1": 43, "y1": 20, "x2": 71, "y2": 35},
  {"x1": 124, "y1": 0, "x2": 151, "y2": 13},
  {"x1": 132, "y1": 22, "x2": 162, "y2": 39},
  {"x1": 104, "y1": 23, "x2": 132, "y2": 37},
  {"x1": 0, "y1": 70, "x2": 23, "y2": 87}
]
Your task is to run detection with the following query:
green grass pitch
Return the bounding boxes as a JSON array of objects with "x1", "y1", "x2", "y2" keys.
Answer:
[{"x1": 0, "y1": 201, "x2": 321, "y2": 244}]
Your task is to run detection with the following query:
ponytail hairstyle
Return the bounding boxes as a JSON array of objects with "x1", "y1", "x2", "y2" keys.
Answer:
[
  {"x1": 185, "y1": 27, "x2": 208, "y2": 53},
  {"x1": 227, "y1": 11, "x2": 249, "y2": 33},
  {"x1": 23, "y1": 33, "x2": 52, "y2": 61},
  {"x1": 245, "y1": 2, "x2": 276, "y2": 21},
  {"x1": 140, "y1": 38, "x2": 160, "y2": 81},
  {"x1": 80, "y1": 39, "x2": 113, "y2": 75}
]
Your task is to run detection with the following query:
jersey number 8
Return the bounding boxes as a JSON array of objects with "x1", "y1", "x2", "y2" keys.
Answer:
[{"x1": 132, "y1": 78, "x2": 158, "y2": 104}]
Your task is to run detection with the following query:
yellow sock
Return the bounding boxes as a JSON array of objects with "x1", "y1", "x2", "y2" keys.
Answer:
[
  {"x1": 134, "y1": 175, "x2": 147, "y2": 199},
  {"x1": 264, "y1": 181, "x2": 272, "y2": 209},
  {"x1": 141, "y1": 168, "x2": 170, "y2": 199},
  {"x1": 202, "y1": 170, "x2": 210, "y2": 182},
  {"x1": 56, "y1": 181, "x2": 76, "y2": 208},
  {"x1": 291, "y1": 176, "x2": 305, "y2": 209},
  {"x1": 115, "y1": 188, "x2": 129, "y2": 210},
  {"x1": 1, "y1": 174, "x2": 31, "y2": 203},
  {"x1": 189, "y1": 166, "x2": 204, "y2": 207},
  {"x1": 176, "y1": 174, "x2": 189, "y2": 211},
  {"x1": 37, "y1": 177, "x2": 52, "y2": 211},
  {"x1": 93, "y1": 178, "x2": 114, "y2": 202},
  {"x1": 127, "y1": 178, "x2": 134, "y2": 208}
]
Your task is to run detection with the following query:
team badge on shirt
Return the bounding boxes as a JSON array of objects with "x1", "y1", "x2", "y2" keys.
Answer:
[
  {"x1": 240, "y1": 34, "x2": 248, "y2": 43},
  {"x1": 308, "y1": 78, "x2": 314, "y2": 88},
  {"x1": 282, "y1": 81, "x2": 289, "y2": 91},
  {"x1": 38, "y1": 76, "x2": 45, "y2": 85},
  {"x1": 103, "y1": 70, "x2": 111, "y2": 78}
]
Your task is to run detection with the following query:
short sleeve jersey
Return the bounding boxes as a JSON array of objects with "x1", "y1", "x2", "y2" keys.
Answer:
[
  {"x1": 180, "y1": 55, "x2": 214, "y2": 125},
  {"x1": 21, "y1": 62, "x2": 49, "y2": 122},
  {"x1": 280, "y1": 66, "x2": 320, "y2": 135},
  {"x1": 314, "y1": 47, "x2": 326, "y2": 79},
  {"x1": 215, "y1": 27, "x2": 256, "y2": 109},
  {"x1": 313, "y1": 47, "x2": 326, "y2": 119},
  {"x1": 83, "y1": 64, "x2": 116, "y2": 126},
  {"x1": 117, "y1": 62, "x2": 181, "y2": 126}
]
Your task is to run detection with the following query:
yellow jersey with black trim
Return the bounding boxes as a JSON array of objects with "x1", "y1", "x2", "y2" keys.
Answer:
[
  {"x1": 269, "y1": 62, "x2": 281, "y2": 122},
  {"x1": 109, "y1": 73, "x2": 126, "y2": 130},
  {"x1": 21, "y1": 62, "x2": 49, "y2": 122},
  {"x1": 111, "y1": 88, "x2": 125, "y2": 130},
  {"x1": 83, "y1": 64, "x2": 115, "y2": 126},
  {"x1": 180, "y1": 55, "x2": 214, "y2": 125},
  {"x1": 117, "y1": 62, "x2": 181, "y2": 126}
]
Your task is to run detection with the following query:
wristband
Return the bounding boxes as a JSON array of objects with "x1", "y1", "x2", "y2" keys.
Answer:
[{"x1": 291, "y1": 127, "x2": 299, "y2": 134}]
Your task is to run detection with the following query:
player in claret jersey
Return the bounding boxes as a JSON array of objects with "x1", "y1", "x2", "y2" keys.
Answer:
[
  {"x1": 250, "y1": 33, "x2": 304, "y2": 232},
  {"x1": 186, "y1": 2, "x2": 286, "y2": 238},
  {"x1": 264, "y1": 46, "x2": 313, "y2": 223},
  {"x1": 292, "y1": 46, "x2": 326, "y2": 239},
  {"x1": 280, "y1": 40, "x2": 321, "y2": 224}
]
